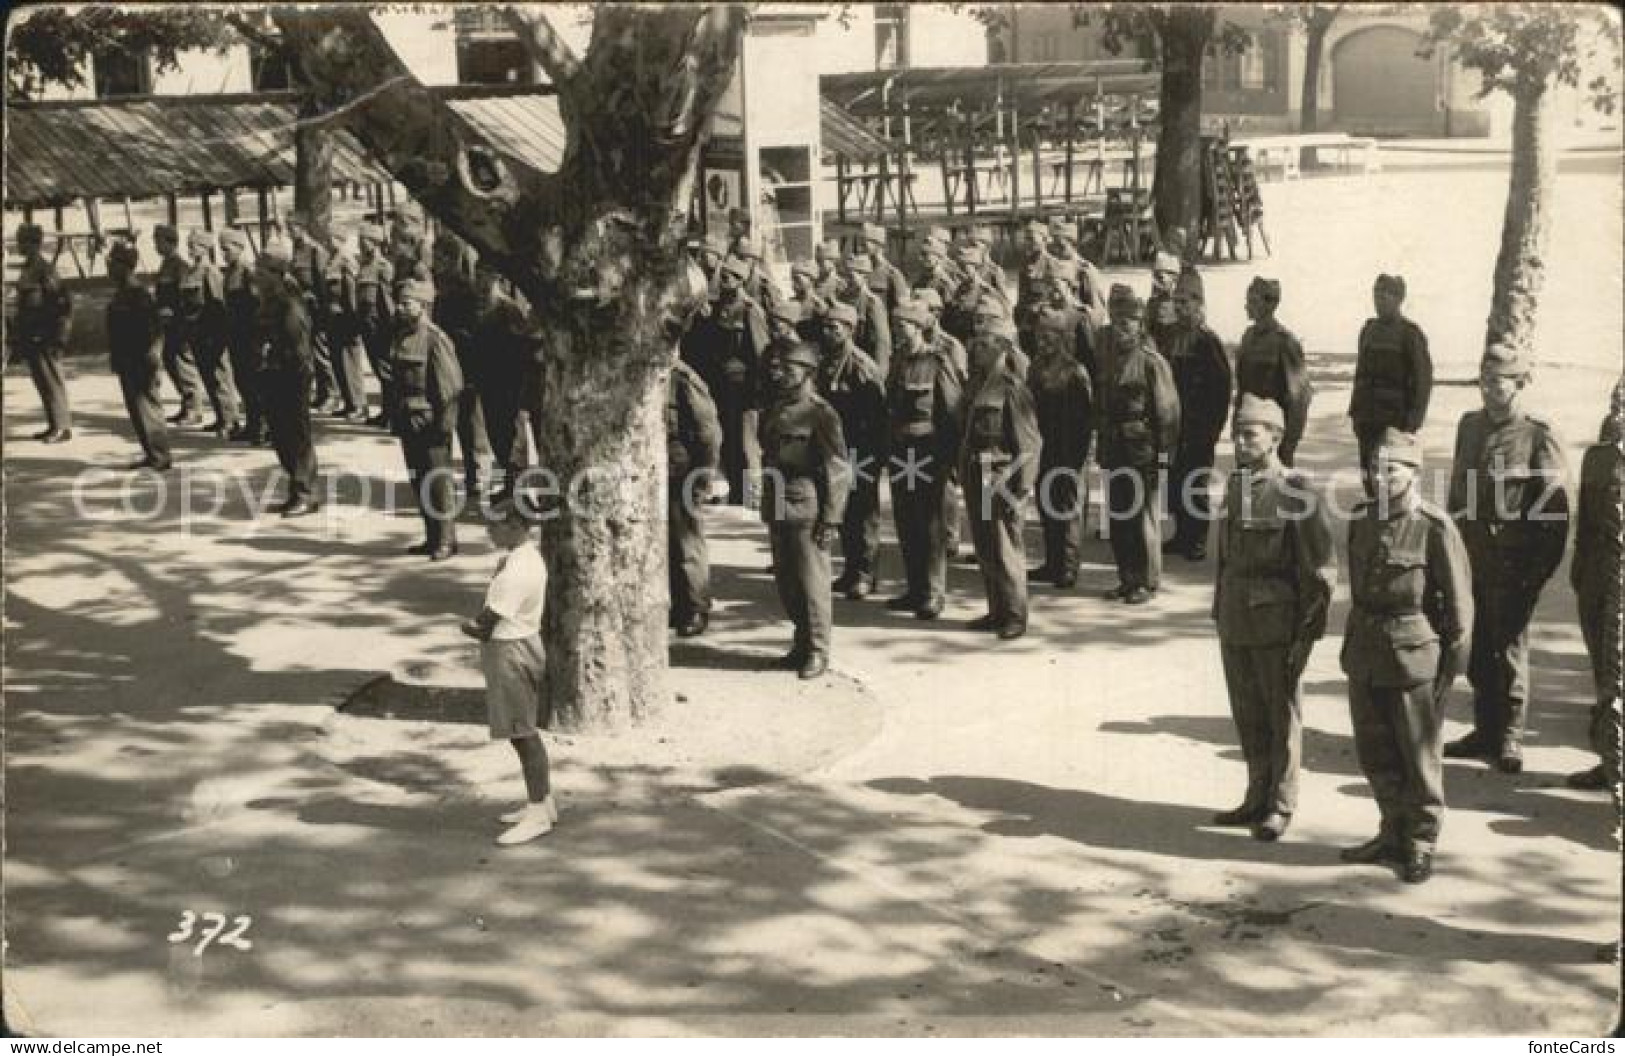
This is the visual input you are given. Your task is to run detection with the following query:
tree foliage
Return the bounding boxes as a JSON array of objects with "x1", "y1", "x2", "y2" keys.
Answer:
[
  {"x1": 7, "y1": 6, "x2": 242, "y2": 99},
  {"x1": 1422, "y1": 3, "x2": 1623, "y2": 110}
]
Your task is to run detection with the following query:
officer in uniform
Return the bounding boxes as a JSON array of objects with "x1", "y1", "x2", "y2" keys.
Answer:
[
  {"x1": 152, "y1": 224, "x2": 205, "y2": 426},
  {"x1": 961, "y1": 304, "x2": 1041, "y2": 639},
  {"x1": 432, "y1": 233, "x2": 493, "y2": 496},
  {"x1": 1444, "y1": 344, "x2": 1570, "y2": 772},
  {"x1": 1350, "y1": 273, "x2": 1433, "y2": 491},
  {"x1": 1235, "y1": 277, "x2": 1313, "y2": 465},
  {"x1": 886, "y1": 299, "x2": 965, "y2": 619},
  {"x1": 254, "y1": 239, "x2": 320, "y2": 517},
  {"x1": 285, "y1": 216, "x2": 337, "y2": 414},
  {"x1": 1096, "y1": 285, "x2": 1180, "y2": 604},
  {"x1": 838, "y1": 253, "x2": 893, "y2": 378},
  {"x1": 818, "y1": 301, "x2": 888, "y2": 601},
  {"x1": 104, "y1": 241, "x2": 172, "y2": 470},
  {"x1": 179, "y1": 229, "x2": 240, "y2": 438},
  {"x1": 667, "y1": 349, "x2": 724, "y2": 637},
  {"x1": 10, "y1": 223, "x2": 74, "y2": 442},
  {"x1": 759, "y1": 342, "x2": 850, "y2": 679},
  {"x1": 392, "y1": 277, "x2": 464, "y2": 559},
  {"x1": 1163, "y1": 270, "x2": 1233, "y2": 561},
  {"x1": 471, "y1": 261, "x2": 538, "y2": 496},
  {"x1": 318, "y1": 242, "x2": 369, "y2": 422},
  {"x1": 1026, "y1": 274, "x2": 1096, "y2": 589},
  {"x1": 1211, "y1": 395, "x2": 1337, "y2": 842},
  {"x1": 355, "y1": 222, "x2": 398, "y2": 428},
  {"x1": 219, "y1": 230, "x2": 267, "y2": 442},
  {"x1": 1341, "y1": 428, "x2": 1472, "y2": 882},
  {"x1": 861, "y1": 222, "x2": 910, "y2": 313},
  {"x1": 682, "y1": 255, "x2": 769, "y2": 508},
  {"x1": 1567, "y1": 380, "x2": 1624, "y2": 793}
]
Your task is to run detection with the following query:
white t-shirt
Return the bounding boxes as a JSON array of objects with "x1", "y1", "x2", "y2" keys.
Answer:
[{"x1": 484, "y1": 540, "x2": 545, "y2": 640}]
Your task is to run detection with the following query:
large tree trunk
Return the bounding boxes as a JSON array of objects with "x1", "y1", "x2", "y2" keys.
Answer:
[
  {"x1": 1300, "y1": 23, "x2": 1329, "y2": 133},
  {"x1": 293, "y1": 100, "x2": 334, "y2": 242},
  {"x1": 1485, "y1": 77, "x2": 1557, "y2": 354},
  {"x1": 1152, "y1": 9, "x2": 1213, "y2": 245}
]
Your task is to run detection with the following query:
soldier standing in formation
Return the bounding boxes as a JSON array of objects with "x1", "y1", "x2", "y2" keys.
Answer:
[
  {"x1": 812, "y1": 239, "x2": 844, "y2": 303},
  {"x1": 759, "y1": 343, "x2": 849, "y2": 679},
  {"x1": 942, "y1": 238, "x2": 1007, "y2": 346},
  {"x1": 318, "y1": 239, "x2": 369, "y2": 423},
  {"x1": 1445, "y1": 345, "x2": 1570, "y2": 773},
  {"x1": 667, "y1": 347, "x2": 723, "y2": 638},
  {"x1": 1349, "y1": 273, "x2": 1433, "y2": 492},
  {"x1": 431, "y1": 234, "x2": 493, "y2": 497},
  {"x1": 1026, "y1": 274, "x2": 1096, "y2": 590},
  {"x1": 731, "y1": 235, "x2": 784, "y2": 318},
  {"x1": 861, "y1": 222, "x2": 910, "y2": 314},
  {"x1": 179, "y1": 229, "x2": 240, "y2": 438},
  {"x1": 914, "y1": 286, "x2": 969, "y2": 561},
  {"x1": 253, "y1": 239, "x2": 320, "y2": 517},
  {"x1": 103, "y1": 241, "x2": 171, "y2": 470},
  {"x1": 1162, "y1": 270, "x2": 1233, "y2": 562},
  {"x1": 10, "y1": 223, "x2": 74, "y2": 442},
  {"x1": 1341, "y1": 428, "x2": 1472, "y2": 883},
  {"x1": 219, "y1": 230, "x2": 267, "y2": 442},
  {"x1": 683, "y1": 256, "x2": 768, "y2": 508},
  {"x1": 1013, "y1": 219, "x2": 1053, "y2": 348},
  {"x1": 912, "y1": 226, "x2": 962, "y2": 306},
  {"x1": 152, "y1": 224, "x2": 206, "y2": 427},
  {"x1": 392, "y1": 277, "x2": 464, "y2": 559},
  {"x1": 1047, "y1": 219, "x2": 1107, "y2": 327},
  {"x1": 837, "y1": 253, "x2": 892, "y2": 378},
  {"x1": 786, "y1": 263, "x2": 828, "y2": 341},
  {"x1": 886, "y1": 299, "x2": 964, "y2": 620},
  {"x1": 354, "y1": 222, "x2": 398, "y2": 428},
  {"x1": 1212, "y1": 396, "x2": 1337, "y2": 842},
  {"x1": 1235, "y1": 277, "x2": 1313, "y2": 466},
  {"x1": 1567, "y1": 379, "x2": 1624, "y2": 793},
  {"x1": 1095, "y1": 285, "x2": 1180, "y2": 605},
  {"x1": 1145, "y1": 250, "x2": 1182, "y2": 356},
  {"x1": 471, "y1": 261, "x2": 537, "y2": 497},
  {"x1": 817, "y1": 301, "x2": 888, "y2": 601},
  {"x1": 285, "y1": 217, "x2": 337, "y2": 415},
  {"x1": 961, "y1": 298, "x2": 1040, "y2": 640}
]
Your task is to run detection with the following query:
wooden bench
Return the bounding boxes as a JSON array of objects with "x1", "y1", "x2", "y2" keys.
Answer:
[{"x1": 1237, "y1": 133, "x2": 1382, "y2": 181}]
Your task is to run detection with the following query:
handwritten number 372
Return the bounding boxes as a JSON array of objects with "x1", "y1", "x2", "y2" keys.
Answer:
[{"x1": 167, "y1": 911, "x2": 253, "y2": 955}]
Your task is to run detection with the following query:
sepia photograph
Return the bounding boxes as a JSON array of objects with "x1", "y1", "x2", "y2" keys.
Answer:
[{"x1": 2, "y1": 0, "x2": 1621, "y2": 1040}]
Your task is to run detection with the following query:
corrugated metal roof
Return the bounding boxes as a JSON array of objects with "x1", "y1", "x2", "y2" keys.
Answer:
[
  {"x1": 821, "y1": 97, "x2": 891, "y2": 162},
  {"x1": 4, "y1": 88, "x2": 570, "y2": 208},
  {"x1": 823, "y1": 61, "x2": 1160, "y2": 116}
]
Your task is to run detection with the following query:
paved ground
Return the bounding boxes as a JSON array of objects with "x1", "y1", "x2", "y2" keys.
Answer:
[{"x1": 3, "y1": 157, "x2": 1621, "y2": 1037}]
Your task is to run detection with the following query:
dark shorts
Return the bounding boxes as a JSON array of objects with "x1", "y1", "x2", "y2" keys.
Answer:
[{"x1": 481, "y1": 635, "x2": 546, "y2": 740}]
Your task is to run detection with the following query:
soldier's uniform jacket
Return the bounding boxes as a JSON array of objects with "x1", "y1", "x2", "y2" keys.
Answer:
[
  {"x1": 789, "y1": 291, "x2": 828, "y2": 343},
  {"x1": 667, "y1": 359, "x2": 723, "y2": 483},
  {"x1": 11, "y1": 254, "x2": 71, "y2": 348},
  {"x1": 1350, "y1": 314, "x2": 1432, "y2": 431},
  {"x1": 838, "y1": 285, "x2": 892, "y2": 377},
  {"x1": 105, "y1": 281, "x2": 162, "y2": 375},
  {"x1": 741, "y1": 263, "x2": 785, "y2": 319},
  {"x1": 1235, "y1": 317, "x2": 1313, "y2": 421},
  {"x1": 319, "y1": 254, "x2": 359, "y2": 338},
  {"x1": 1094, "y1": 328, "x2": 1180, "y2": 469},
  {"x1": 926, "y1": 327, "x2": 969, "y2": 382},
  {"x1": 432, "y1": 266, "x2": 482, "y2": 377},
  {"x1": 1024, "y1": 303, "x2": 1095, "y2": 370},
  {"x1": 392, "y1": 319, "x2": 464, "y2": 432},
  {"x1": 1571, "y1": 436, "x2": 1624, "y2": 601},
  {"x1": 683, "y1": 294, "x2": 769, "y2": 407},
  {"x1": 1447, "y1": 408, "x2": 1570, "y2": 586},
  {"x1": 959, "y1": 346, "x2": 1042, "y2": 501},
  {"x1": 1027, "y1": 325, "x2": 1094, "y2": 469},
  {"x1": 178, "y1": 258, "x2": 227, "y2": 335},
  {"x1": 813, "y1": 270, "x2": 843, "y2": 304},
  {"x1": 221, "y1": 260, "x2": 263, "y2": 369},
  {"x1": 887, "y1": 338, "x2": 966, "y2": 468},
  {"x1": 818, "y1": 341, "x2": 888, "y2": 460},
  {"x1": 759, "y1": 391, "x2": 849, "y2": 528},
  {"x1": 473, "y1": 294, "x2": 536, "y2": 371},
  {"x1": 257, "y1": 284, "x2": 313, "y2": 375},
  {"x1": 154, "y1": 253, "x2": 188, "y2": 328},
  {"x1": 353, "y1": 254, "x2": 397, "y2": 337},
  {"x1": 1212, "y1": 463, "x2": 1337, "y2": 649},
  {"x1": 290, "y1": 241, "x2": 330, "y2": 317},
  {"x1": 1341, "y1": 493, "x2": 1473, "y2": 688},
  {"x1": 913, "y1": 257, "x2": 965, "y2": 305},
  {"x1": 942, "y1": 271, "x2": 1010, "y2": 341},
  {"x1": 867, "y1": 256, "x2": 911, "y2": 313},
  {"x1": 1145, "y1": 289, "x2": 1177, "y2": 355},
  {"x1": 1015, "y1": 248, "x2": 1056, "y2": 328},
  {"x1": 1164, "y1": 322, "x2": 1233, "y2": 452}
]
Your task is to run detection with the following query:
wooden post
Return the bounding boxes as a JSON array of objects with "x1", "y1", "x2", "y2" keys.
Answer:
[
  {"x1": 836, "y1": 155, "x2": 849, "y2": 225},
  {"x1": 201, "y1": 191, "x2": 213, "y2": 232},
  {"x1": 1008, "y1": 98, "x2": 1021, "y2": 223},
  {"x1": 875, "y1": 152, "x2": 890, "y2": 222},
  {"x1": 122, "y1": 196, "x2": 135, "y2": 233},
  {"x1": 224, "y1": 187, "x2": 240, "y2": 228},
  {"x1": 166, "y1": 193, "x2": 179, "y2": 230},
  {"x1": 1031, "y1": 105, "x2": 1044, "y2": 216},
  {"x1": 257, "y1": 187, "x2": 271, "y2": 245},
  {"x1": 53, "y1": 204, "x2": 64, "y2": 231},
  {"x1": 1064, "y1": 101, "x2": 1076, "y2": 205},
  {"x1": 964, "y1": 109, "x2": 979, "y2": 217}
]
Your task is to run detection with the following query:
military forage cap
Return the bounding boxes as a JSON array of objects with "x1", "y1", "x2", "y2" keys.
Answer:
[
  {"x1": 153, "y1": 224, "x2": 178, "y2": 243},
  {"x1": 218, "y1": 228, "x2": 247, "y2": 251},
  {"x1": 188, "y1": 229, "x2": 216, "y2": 252},
  {"x1": 790, "y1": 260, "x2": 817, "y2": 280},
  {"x1": 824, "y1": 302, "x2": 859, "y2": 328},
  {"x1": 1049, "y1": 219, "x2": 1079, "y2": 242},
  {"x1": 107, "y1": 241, "x2": 139, "y2": 269},
  {"x1": 1480, "y1": 342, "x2": 1531, "y2": 378},
  {"x1": 1152, "y1": 250, "x2": 1181, "y2": 275},
  {"x1": 259, "y1": 238, "x2": 294, "y2": 270},
  {"x1": 781, "y1": 342, "x2": 822, "y2": 370},
  {"x1": 1108, "y1": 283, "x2": 1143, "y2": 310},
  {"x1": 911, "y1": 287, "x2": 944, "y2": 311},
  {"x1": 974, "y1": 292, "x2": 1008, "y2": 318},
  {"x1": 396, "y1": 277, "x2": 436, "y2": 303},
  {"x1": 768, "y1": 299, "x2": 804, "y2": 327},
  {"x1": 359, "y1": 222, "x2": 386, "y2": 243},
  {"x1": 1375, "y1": 273, "x2": 1407, "y2": 297},
  {"x1": 1174, "y1": 268, "x2": 1206, "y2": 300},
  {"x1": 719, "y1": 256, "x2": 753, "y2": 282},
  {"x1": 1234, "y1": 394, "x2": 1286, "y2": 433},
  {"x1": 1376, "y1": 427, "x2": 1423, "y2": 467},
  {"x1": 844, "y1": 253, "x2": 873, "y2": 275},
  {"x1": 17, "y1": 222, "x2": 44, "y2": 244},
  {"x1": 1249, "y1": 276, "x2": 1283, "y2": 302},
  {"x1": 816, "y1": 239, "x2": 842, "y2": 259},
  {"x1": 861, "y1": 222, "x2": 887, "y2": 243},
  {"x1": 893, "y1": 300, "x2": 932, "y2": 329},
  {"x1": 927, "y1": 225, "x2": 953, "y2": 244}
]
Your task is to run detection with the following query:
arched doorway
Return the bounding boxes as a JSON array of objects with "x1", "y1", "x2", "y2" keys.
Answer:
[{"x1": 1332, "y1": 25, "x2": 1440, "y2": 136}]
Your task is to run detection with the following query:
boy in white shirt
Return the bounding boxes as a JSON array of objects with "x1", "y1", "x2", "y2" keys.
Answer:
[{"x1": 461, "y1": 501, "x2": 556, "y2": 845}]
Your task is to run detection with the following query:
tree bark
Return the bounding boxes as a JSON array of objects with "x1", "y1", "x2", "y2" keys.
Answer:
[
  {"x1": 1485, "y1": 77, "x2": 1556, "y2": 355},
  {"x1": 1300, "y1": 20, "x2": 1329, "y2": 133},
  {"x1": 1152, "y1": 9, "x2": 1213, "y2": 245},
  {"x1": 293, "y1": 99, "x2": 334, "y2": 242}
]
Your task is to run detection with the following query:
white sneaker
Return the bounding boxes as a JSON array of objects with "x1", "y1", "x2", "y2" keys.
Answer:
[
  {"x1": 497, "y1": 805, "x2": 553, "y2": 845},
  {"x1": 499, "y1": 795, "x2": 558, "y2": 826}
]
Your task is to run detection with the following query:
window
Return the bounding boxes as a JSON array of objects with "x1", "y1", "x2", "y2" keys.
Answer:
[
  {"x1": 93, "y1": 48, "x2": 149, "y2": 98},
  {"x1": 758, "y1": 146, "x2": 815, "y2": 265},
  {"x1": 875, "y1": 3, "x2": 909, "y2": 71},
  {"x1": 456, "y1": 10, "x2": 536, "y2": 85},
  {"x1": 251, "y1": 42, "x2": 293, "y2": 92}
]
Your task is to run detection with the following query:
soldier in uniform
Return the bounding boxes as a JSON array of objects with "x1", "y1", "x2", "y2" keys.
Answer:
[
  {"x1": 389, "y1": 215, "x2": 432, "y2": 284},
  {"x1": 179, "y1": 229, "x2": 240, "y2": 438},
  {"x1": 355, "y1": 222, "x2": 398, "y2": 428},
  {"x1": 152, "y1": 224, "x2": 206, "y2": 426},
  {"x1": 1145, "y1": 250, "x2": 1182, "y2": 356},
  {"x1": 254, "y1": 239, "x2": 320, "y2": 517},
  {"x1": 1567, "y1": 380, "x2": 1624, "y2": 793},
  {"x1": 813, "y1": 239, "x2": 844, "y2": 303},
  {"x1": 1163, "y1": 270, "x2": 1233, "y2": 561},
  {"x1": 219, "y1": 230, "x2": 267, "y2": 443},
  {"x1": 472, "y1": 261, "x2": 537, "y2": 496},
  {"x1": 104, "y1": 241, "x2": 171, "y2": 470},
  {"x1": 960, "y1": 300, "x2": 1041, "y2": 639},
  {"x1": 1014, "y1": 219, "x2": 1055, "y2": 348},
  {"x1": 1444, "y1": 344, "x2": 1570, "y2": 773},
  {"x1": 1350, "y1": 273, "x2": 1433, "y2": 491},
  {"x1": 1026, "y1": 274, "x2": 1096, "y2": 589},
  {"x1": 1341, "y1": 428, "x2": 1472, "y2": 882},
  {"x1": 817, "y1": 302, "x2": 888, "y2": 601},
  {"x1": 861, "y1": 222, "x2": 910, "y2": 313},
  {"x1": 886, "y1": 299, "x2": 965, "y2": 619},
  {"x1": 392, "y1": 277, "x2": 465, "y2": 559},
  {"x1": 916, "y1": 285, "x2": 970, "y2": 561},
  {"x1": 285, "y1": 217, "x2": 337, "y2": 414},
  {"x1": 667, "y1": 348, "x2": 724, "y2": 637},
  {"x1": 1096, "y1": 285, "x2": 1180, "y2": 604},
  {"x1": 966, "y1": 227, "x2": 1007, "y2": 290},
  {"x1": 10, "y1": 223, "x2": 74, "y2": 442},
  {"x1": 912, "y1": 226, "x2": 963, "y2": 305},
  {"x1": 787, "y1": 262, "x2": 828, "y2": 341},
  {"x1": 692, "y1": 232, "x2": 727, "y2": 300},
  {"x1": 837, "y1": 253, "x2": 892, "y2": 378},
  {"x1": 1047, "y1": 219, "x2": 1107, "y2": 328},
  {"x1": 1211, "y1": 395, "x2": 1337, "y2": 842},
  {"x1": 432, "y1": 233, "x2": 493, "y2": 496},
  {"x1": 318, "y1": 242, "x2": 369, "y2": 423},
  {"x1": 1235, "y1": 277, "x2": 1313, "y2": 466},
  {"x1": 731, "y1": 235, "x2": 785, "y2": 318},
  {"x1": 682, "y1": 256, "x2": 769, "y2": 508},
  {"x1": 759, "y1": 343, "x2": 850, "y2": 679},
  {"x1": 942, "y1": 240, "x2": 1010, "y2": 347}
]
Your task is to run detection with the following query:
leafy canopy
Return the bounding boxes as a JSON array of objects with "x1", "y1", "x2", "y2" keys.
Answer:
[
  {"x1": 8, "y1": 7, "x2": 246, "y2": 100},
  {"x1": 1423, "y1": 3, "x2": 1623, "y2": 111}
]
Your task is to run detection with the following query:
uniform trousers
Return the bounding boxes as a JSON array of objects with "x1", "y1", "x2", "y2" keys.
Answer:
[
  {"x1": 965, "y1": 463, "x2": 1028, "y2": 626},
  {"x1": 1466, "y1": 575, "x2": 1542, "y2": 746},
  {"x1": 1105, "y1": 464, "x2": 1163, "y2": 591},
  {"x1": 1036, "y1": 454, "x2": 1089, "y2": 578},
  {"x1": 770, "y1": 522, "x2": 832, "y2": 658},
  {"x1": 1220, "y1": 643, "x2": 1302, "y2": 817},
  {"x1": 668, "y1": 472, "x2": 711, "y2": 624},
  {"x1": 161, "y1": 327, "x2": 205, "y2": 416},
  {"x1": 261, "y1": 367, "x2": 318, "y2": 502},
  {"x1": 22, "y1": 339, "x2": 72, "y2": 431},
  {"x1": 890, "y1": 442, "x2": 949, "y2": 602},
  {"x1": 1349, "y1": 677, "x2": 1444, "y2": 852},
  {"x1": 115, "y1": 364, "x2": 171, "y2": 465},
  {"x1": 401, "y1": 420, "x2": 458, "y2": 549}
]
